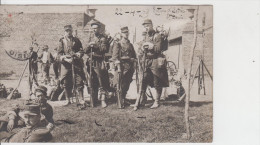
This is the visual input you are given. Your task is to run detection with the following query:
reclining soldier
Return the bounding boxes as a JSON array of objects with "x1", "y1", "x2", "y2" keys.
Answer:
[
  {"x1": 0, "y1": 85, "x2": 54, "y2": 133},
  {"x1": 1, "y1": 104, "x2": 53, "y2": 142}
]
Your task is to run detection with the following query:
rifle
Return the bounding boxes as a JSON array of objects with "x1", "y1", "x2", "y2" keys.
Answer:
[
  {"x1": 133, "y1": 45, "x2": 148, "y2": 111},
  {"x1": 164, "y1": 27, "x2": 171, "y2": 40},
  {"x1": 116, "y1": 60, "x2": 123, "y2": 108},
  {"x1": 136, "y1": 59, "x2": 140, "y2": 93},
  {"x1": 88, "y1": 47, "x2": 95, "y2": 107},
  {"x1": 71, "y1": 54, "x2": 80, "y2": 106}
]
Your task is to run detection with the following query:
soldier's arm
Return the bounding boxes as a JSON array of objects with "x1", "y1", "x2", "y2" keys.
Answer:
[
  {"x1": 100, "y1": 37, "x2": 109, "y2": 53},
  {"x1": 42, "y1": 103, "x2": 54, "y2": 124},
  {"x1": 49, "y1": 53, "x2": 54, "y2": 63},
  {"x1": 58, "y1": 38, "x2": 64, "y2": 55},
  {"x1": 130, "y1": 44, "x2": 137, "y2": 59},
  {"x1": 153, "y1": 33, "x2": 163, "y2": 53},
  {"x1": 7, "y1": 106, "x2": 20, "y2": 121},
  {"x1": 77, "y1": 38, "x2": 84, "y2": 57},
  {"x1": 111, "y1": 41, "x2": 120, "y2": 62},
  {"x1": 57, "y1": 38, "x2": 65, "y2": 61},
  {"x1": 38, "y1": 53, "x2": 43, "y2": 59}
]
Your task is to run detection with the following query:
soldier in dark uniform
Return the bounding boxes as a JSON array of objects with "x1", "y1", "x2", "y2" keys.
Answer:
[
  {"x1": 134, "y1": 19, "x2": 169, "y2": 110},
  {"x1": 0, "y1": 85, "x2": 54, "y2": 133},
  {"x1": 58, "y1": 25, "x2": 85, "y2": 106},
  {"x1": 1, "y1": 104, "x2": 52, "y2": 142},
  {"x1": 85, "y1": 21, "x2": 110, "y2": 108},
  {"x1": 111, "y1": 26, "x2": 136, "y2": 108},
  {"x1": 28, "y1": 46, "x2": 39, "y2": 94},
  {"x1": 53, "y1": 47, "x2": 61, "y2": 80}
]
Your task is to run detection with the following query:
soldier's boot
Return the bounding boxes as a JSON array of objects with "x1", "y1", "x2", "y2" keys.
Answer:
[
  {"x1": 101, "y1": 94, "x2": 107, "y2": 108},
  {"x1": 77, "y1": 89, "x2": 85, "y2": 107},
  {"x1": 133, "y1": 90, "x2": 146, "y2": 111},
  {"x1": 64, "y1": 88, "x2": 71, "y2": 106},
  {"x1": 119, "y1": 92, "x2": 126, "y2": 109},
  {"x1": 150, "y1": 88, "x2": 162, "y2": 109},
  {"x1": 98, "y1": 87, "x2": 107, "y2": 108}
]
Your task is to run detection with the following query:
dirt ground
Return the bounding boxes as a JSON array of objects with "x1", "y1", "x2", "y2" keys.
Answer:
[{"x1": 0, "y1": 75, "x2": 213, "y2": 142}]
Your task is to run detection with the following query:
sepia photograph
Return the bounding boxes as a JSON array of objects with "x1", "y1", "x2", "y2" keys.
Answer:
[{"x1": 0, "y1": 4, "x2": 214, "y2": 143}]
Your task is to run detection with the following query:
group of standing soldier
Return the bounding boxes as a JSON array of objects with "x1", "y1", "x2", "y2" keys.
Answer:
[{"x1": 28, "y1": 18, "x2": 169, "y2": 110}]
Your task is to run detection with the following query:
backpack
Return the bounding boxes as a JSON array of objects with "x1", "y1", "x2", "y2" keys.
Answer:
[{"x1": 161, "y1": 34, "x2": 169, "y2": 52}]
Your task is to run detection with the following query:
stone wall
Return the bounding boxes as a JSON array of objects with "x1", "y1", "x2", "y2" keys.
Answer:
[{"x1": 0, "y1": 13, "x2": 105, "y2": 74}]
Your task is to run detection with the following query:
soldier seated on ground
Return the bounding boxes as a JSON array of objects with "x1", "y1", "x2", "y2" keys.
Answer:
[
  {"x1": 1, "y1": 104, "x2": 53, "y2": 142},
  {"x1": 0, "y1": 85, "x2": 54, "y2": 133}
]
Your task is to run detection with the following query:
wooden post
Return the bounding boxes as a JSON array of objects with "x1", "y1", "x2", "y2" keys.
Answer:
[
  {"x1": 202, "y1": 61, "x2": 206, "y2": 95},
  {"x1": 184, "y1": 6, "x2": 199, "y2": 140},
  {"x1": 178, "y1": 44, "x2": 181, "y2": 69},
  {"x1": 198, "y1": 61, "x2": 201, "y2": 94}
]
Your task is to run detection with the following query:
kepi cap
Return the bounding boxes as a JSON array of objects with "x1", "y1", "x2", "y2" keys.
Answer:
[
  {"x1": 90, "y1": 20, "x2": 100, "y2": 27},
  {"x1": 120, "y1": 26, "x2": 129, "y2": 33},
  {"x1": 35, "y1": 85, "x2": 47, "y2": 94},
  {"x1": 142, "y1": 19, "x2": 153, "y2": 25},
  {"x1": 64, "y1": 25, "x2": 72, "y2": 30}
]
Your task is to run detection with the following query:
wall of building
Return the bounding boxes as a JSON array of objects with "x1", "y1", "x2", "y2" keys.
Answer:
[{"x1": 0, "y1": 13, "x2": 104, "y2": 74}]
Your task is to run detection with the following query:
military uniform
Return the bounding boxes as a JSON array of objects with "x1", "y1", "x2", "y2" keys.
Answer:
[
  {"x1": 1, "y1": 104, "x2": 52, "y2": 142},
  {"x1": 0, "y1": 99, "x2": 54, "y2": 132},
  {"x1": 58, "y1": 25, "x2": 85, "y2": 104},
  {"x1": 52, "y1": 49, "x2": 61, "y2": 79},
  {"x1": 85, "y1": 21, "x2": 110, "y2": 107},
  {"x1": 135, "y1": 19, "x2": 169, "y2": 109},
  {"x1": 111, "y1": 26, "x2": 136, "y2": 107},
  {"x1": 28, "y1": 48, "x2": 39, "y2": 92}
]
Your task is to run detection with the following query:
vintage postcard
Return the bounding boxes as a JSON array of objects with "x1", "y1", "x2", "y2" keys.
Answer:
[{"x1": 0, "y1": 5, "x2": 213, "y2": 143}]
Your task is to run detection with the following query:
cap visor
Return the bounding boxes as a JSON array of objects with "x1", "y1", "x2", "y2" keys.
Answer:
[{"x1": 19, "y1": 111, "x2": 38, "y2": 118}]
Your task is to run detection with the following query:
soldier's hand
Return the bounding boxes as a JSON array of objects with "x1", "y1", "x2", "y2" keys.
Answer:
[
  {"x1": 46, "y1": 123, "x2": 55, "y2": 131},
  {"x1": 89, "y1": 42, "x2": 97, "y2": 48},
  {"x1": 130, "y1": 58, "x2": 137, "y2": 62},
  {"x1": 75, "y1": 52, "x2": 82, "y2": 58},
  {"x1": 60, "y1": 55, "x2": 66, "y2": 61},
  {"x1": 64, "y1": 58, "x2": 73, "y2": 63},
  {"x1": 109, "y1": 69, "x2": 116, "y2": 75},
  {"x1": 7, "y1": 119, "x2": 15, "y2": 132}
]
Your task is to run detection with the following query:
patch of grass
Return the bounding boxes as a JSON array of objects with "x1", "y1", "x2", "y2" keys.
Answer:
[{"x1": 0, "y1": 98, "x2": 212, "y2": 142}]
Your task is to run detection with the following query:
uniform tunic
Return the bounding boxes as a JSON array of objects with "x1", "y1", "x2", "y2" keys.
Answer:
[
  {"x1": 85, "y1": 33, "x2": 110, "y2": 92},
  {"x1": 111, "y1": 38, "x2": 136, "y2": 96},
  {"x1": 0, "y1": 100, "x2": 54, "y2": 131},
  {"x1": 58, "y1": 36, "x2": 85, "y2": 90},
  {"x1": 4, "y1": 122, "x2": 52, "y2": 142},
  {"x1": 140, "y1": 30, "x2": 169, "y2": 88}
]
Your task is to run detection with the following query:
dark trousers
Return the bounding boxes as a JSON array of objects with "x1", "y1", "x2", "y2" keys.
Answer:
[
  {"x1": 42, "y1": 63, "x2": 50, "y2": 82},
  {"x1": 53, "y1": 61, "x2": 61, "y2": 79}
]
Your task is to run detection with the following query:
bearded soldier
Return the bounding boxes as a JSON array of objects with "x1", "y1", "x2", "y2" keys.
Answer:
[
  {"x1": 111, "y1": 26, "x2": 136, "y2": 108},
  {"x1": 85, "y1": 20, "x2": 110, "y2": 108},
  {"x1": 58, "y1": 25, "x2": 85, "y2": 106},
  {"x1": 134, "y1": 19, "x2": 169, "y2": 110}
]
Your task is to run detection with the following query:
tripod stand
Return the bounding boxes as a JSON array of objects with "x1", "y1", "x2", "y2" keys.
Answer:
[{"x1": 191, "y1": 56, "x2": 213, "y2": 95}]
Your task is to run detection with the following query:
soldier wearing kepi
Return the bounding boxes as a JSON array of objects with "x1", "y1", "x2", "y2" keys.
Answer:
[
  {"x1": 134, "y1": 19, "x2": 169, "y2": 110},
  {"x1": 58, "y1": 25, "x2": 85, "y2": 106},
  {"x1": 111, "y1": 26, "x2": 136, "y2": 108},
  {"x1": 85, "y1": 20, "x2": 110, "y2": 108},
  {"x1": 2, "y1": 104, "x2": 53, "y2": 142},
  {"x1": 0, "y1": 85, "x2": 54, "y2": 133}
]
